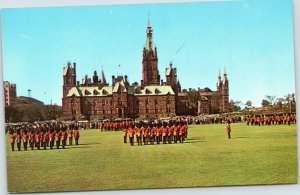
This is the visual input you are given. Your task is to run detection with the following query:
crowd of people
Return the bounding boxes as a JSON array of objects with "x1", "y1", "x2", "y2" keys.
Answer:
[
  {"x1": 100, "y1": 120, "x2": 135, "y2": 131},
  {"x1": 245, "y1": 114, "x2": 297, "y2": 126},
  {"x1": 122, "y1": 121, "x2": 188, "y2": 146},
  {"x1": 7, "y1": 123, "x2": 80, "y2": 151}
]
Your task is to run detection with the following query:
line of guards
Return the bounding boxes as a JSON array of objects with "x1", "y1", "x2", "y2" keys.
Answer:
[
  {"x1": 8, "y1": 124, "x2": 80, "y2": 151},
  {"x1": 245, "y1": 113, "x2": 297, "y2": 126},
  {"x1": 122, "y1": 122, "x2": 188, "y2": 146}
]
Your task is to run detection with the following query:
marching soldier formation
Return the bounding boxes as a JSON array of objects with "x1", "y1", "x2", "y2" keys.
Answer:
[
  {"x1": 122, "y1": 121, "x2": 188, "y2": 146},
  {"x1": 7, "y1": 123, "x2": 80, "y2": 152},
  {"x1": 245, "y1": 113, "x2": 296, "y2": 126}
]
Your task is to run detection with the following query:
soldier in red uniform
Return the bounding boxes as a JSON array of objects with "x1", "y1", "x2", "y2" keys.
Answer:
[
  {"x1": 49, "y1": 128, "x2": 54, "y2": 149},
  {"x1": 173, "y1": 123, "x2": 179, "y2": 144},
  {"x1": 42, "y1": 128, "x2": 49, "y2": 150},
  {"x1": 140, "y1": 123, "x2": 145, "y2": 144},
  {"x1": 179, "y1": 123, "x2": 185, "y2": 143},
  {"x1": 168, "y1": 122, "x2": 174, "y2": 144},
  {"x1": 9, "y1": 128, "x2": 15, "y2": 151},
  {"x1": 128, "y1": 125, "x2": 135, "y2": 146},
  {"x1": 55, "y1": 129, "x2": 61, "y2": 149},
  {"x1": 150, "y1": 124, "x2": 155, "y2": 145},
  {"x1": 155, "y1": 124, "x2": 161, "y2": 144},
  {"x1": 287, "y1": 114, "x2": 291, "y2": 126},
  {"x1": 73, "y1": 126, "x2": 80, "y2": 145},
  {"x1": 226, "y1": 121, "x2": 231, "y2": 139},
  {"x1": 22, "y1": 128, "x2": 28, "y2": 151},
  {"x1": 35, "y1": 129, "x2": 41, "y2": 150},
  {"x1": 61, "y1": 128, "x2": 67, "y2": 149},
  {"x1": 122, "y1": 126, "x2": 128, "y2": 143},
  {"x1": 67, "y1": 126, "x2": 73, "y2": 145},
  {"x1": 28, "y1": 128, "x2": 35, "y2": 150},
  {"x1": 162, "y1": 123, "x2": 167, "y2": 144},
  {"x1": 136, "y1": 124, "x2": 142, "y2": 146},
  {"x1": 143, "y1": 124, "x2": 149, "y2": 145}
]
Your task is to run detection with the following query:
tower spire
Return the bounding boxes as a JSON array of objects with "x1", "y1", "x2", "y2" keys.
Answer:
[
  {"x1": 145, "y1": 17, "x2": 154, "y2": 51},
  {"x1": 224, "y1": 66, "x2": 227, "y2": 75},
  {"x1": 218, "y1": 69, "x2": 221, "y2": 78}
]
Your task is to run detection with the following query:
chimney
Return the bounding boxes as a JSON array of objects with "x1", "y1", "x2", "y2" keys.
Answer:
[
  {"x1": 73, "y1": 62, "x2": 76, "y2": 74},
  {"x1": 112, "y1": 76, "x2": 115, "y2": 85}
]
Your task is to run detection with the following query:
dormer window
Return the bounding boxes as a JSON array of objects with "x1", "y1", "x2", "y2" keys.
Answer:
[
  {"x1": 84, "y1": 90, "x2": 91, "y2": 96},
  {"x1": 155, "y1": 88, "x2": 160, "y2": 94},
  {"x1": 93, "y1": 90, "x2": 99, "y2": 95}
]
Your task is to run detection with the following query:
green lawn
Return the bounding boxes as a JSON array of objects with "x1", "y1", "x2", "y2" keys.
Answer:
[{"x1": 6, "y1": 123, "x2": 298, "y2": 193}]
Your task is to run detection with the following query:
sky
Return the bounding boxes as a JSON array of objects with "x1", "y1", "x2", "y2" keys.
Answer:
[{"x1": 1, "y1": 0, "x2": 296, "y2": 107}]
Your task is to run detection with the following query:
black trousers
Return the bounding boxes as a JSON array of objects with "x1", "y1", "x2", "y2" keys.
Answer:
[
  {"x1": 11, "y1": 142, "x2": 15, "y2": 151},
  {"x1": 123, "y1": 135, "x2": 127, "y2": 143},
  {"x1": 69, "y1": 137, "x2": 73, "y2": 145},
  {"x1": 62, "y1": 140, "x2": 66, "y2": 149},
  {"x1": 56, "y1": 140, "x2": 60, "y2": 149},
  {"x1": 43, "y1": 142, "x2": 47, "y2": 149},
  {"x1": 174, "y1": 135, "x2": 178, "y2": 143},
  {"x1": 227, "y1": 132, "x2": 231, "y2": 139},
  {"x1": 129, "y1": 136, "x2": 134, "y2": 146},
  {"x1": 50, "y1": 140, "x2": 54, "y2": 149},
  {"x1": 75, "y1": 138, "x2": 79, "y2": 145},
  {"x1": 35, "y1": 141, "x2": 40, "y2": 150},
  {"x1": 30, "y1": 141, "x2": 34, "y2": 150},
  {"x1": 23, "y1": 141, "x2": 28, "y2": 151},
  {"x1": 156, "y1": 136, "x2": 160, "y2": 144},
  {"x1": 17, "y1": 142, "x2": 21, "y2": 151},
  {"x1": 163, "y1": 136, "x2": 167, "y2": 144}
]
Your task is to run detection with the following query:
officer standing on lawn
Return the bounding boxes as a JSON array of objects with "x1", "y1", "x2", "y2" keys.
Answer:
[{"x1": 226, "y1": 120, "x2": 231, "y2": 139}]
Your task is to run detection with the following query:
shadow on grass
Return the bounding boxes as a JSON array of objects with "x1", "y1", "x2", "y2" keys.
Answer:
[
  {"x1": 183, "y1": 140, "x2": 206, "y2": 144},
  {"x1": 63, "y1": 146, "x2": 88, "y2": 149},
  {"x1": 76, "y1": 143, "x2": 102, "y2": 146},
  {"x1": 234, "y1": 136, "x2": 248, "y2": 139}
]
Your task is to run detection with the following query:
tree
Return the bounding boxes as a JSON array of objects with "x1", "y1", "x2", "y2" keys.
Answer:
[
  {"x1": 265, "y1": 95, "x2": 276, "y2": 105},
  {"x1": 229, "y1": 100, "x2": 242, "y2": 112},
  {"x1": 262, "y1": 99, "x2": 270, "y2": 107},
  {"x1": 186, "y1": 91, "x2": 200, "y2": 115},
  {"x1": 245, "y1": 100, "x2": 252, "y2": 109}
]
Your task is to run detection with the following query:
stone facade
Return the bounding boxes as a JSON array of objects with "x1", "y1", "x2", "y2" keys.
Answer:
[
  {"x1": 3, "y1": 81, "x2": 16, "y2": 106},
  {"x1": 62, "y1": 18, "x2": 229, "y2": 119}
]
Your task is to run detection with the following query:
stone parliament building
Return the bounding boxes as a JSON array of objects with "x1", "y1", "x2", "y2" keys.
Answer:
[{"x1": 62, "y1": 19, "x2": 229, "y2": 119}]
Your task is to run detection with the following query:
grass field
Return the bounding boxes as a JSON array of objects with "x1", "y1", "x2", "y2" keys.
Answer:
[{"x1": 6, "y1": 123, "x2": 298, "y2": 193}]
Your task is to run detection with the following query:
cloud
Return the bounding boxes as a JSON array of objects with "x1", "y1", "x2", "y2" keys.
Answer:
[{"x1": 18, "y1": 33, "x2": 32, "y2": 40}]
